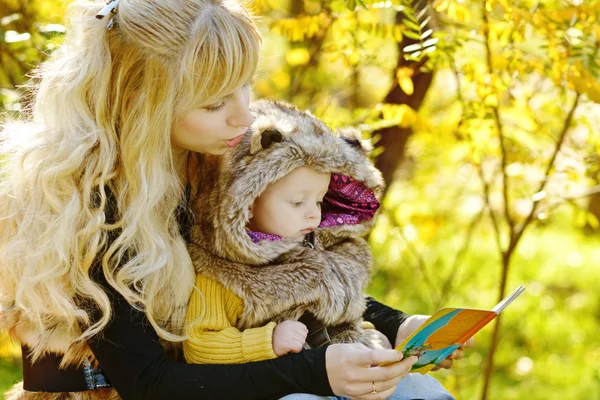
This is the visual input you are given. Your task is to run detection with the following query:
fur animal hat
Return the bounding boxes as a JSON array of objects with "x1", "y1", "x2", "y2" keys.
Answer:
[{"x1": 190, "y1": 100, "x2": 384, "y2": 264}]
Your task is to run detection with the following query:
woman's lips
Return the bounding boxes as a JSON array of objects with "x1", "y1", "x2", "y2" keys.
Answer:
[{"x1": 225, "y1": 134, "x2": 244, "y2": 148}]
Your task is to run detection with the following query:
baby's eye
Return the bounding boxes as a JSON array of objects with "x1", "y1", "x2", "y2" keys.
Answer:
[{"x1": 291, "y1": 201, "x2": 303, "y2": 207}]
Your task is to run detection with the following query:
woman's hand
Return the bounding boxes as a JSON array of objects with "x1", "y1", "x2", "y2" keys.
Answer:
[
  {"x1": 395, "y1": 314, "x2": 474, "y2": 371},
  {"x1": 325, "y1": 343, "x2": 417, "y2": 400}
]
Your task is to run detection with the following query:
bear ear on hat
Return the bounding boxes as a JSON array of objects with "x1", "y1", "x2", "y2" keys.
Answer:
[
  {"x1": 338, "y1": 127, "x2": 373, "y2": 155},
  {"x1": 250, "y1": 127, "x2": 284, "y2": 154},
  {"x1": 261, "y1": 129, "x2": 283, "y2": 150}
]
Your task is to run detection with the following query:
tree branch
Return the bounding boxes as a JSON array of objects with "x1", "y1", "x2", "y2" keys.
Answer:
[
  {"x1": 481, "y1": 1, "x2": 514, "y2": 238},
  {"x1": 510, "y1": 93, "x2": 581, "y2": 248}
]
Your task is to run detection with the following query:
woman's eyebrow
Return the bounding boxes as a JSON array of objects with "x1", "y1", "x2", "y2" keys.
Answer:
[{"x1": 220, "y1": 81, "x2": 252, "y2": 101}]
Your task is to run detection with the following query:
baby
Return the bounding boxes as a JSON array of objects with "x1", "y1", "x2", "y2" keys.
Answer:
[
  {"x1": 245, "y1": 165, "x2": 331, "y2": 355},
  {"x1": 184, "y1": 100, "x2": 386, "y2": 364}
]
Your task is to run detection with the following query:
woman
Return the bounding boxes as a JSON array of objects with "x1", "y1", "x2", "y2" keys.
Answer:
[{"x1": 0, "y1": 0, "x2": 465, "y2": 399}]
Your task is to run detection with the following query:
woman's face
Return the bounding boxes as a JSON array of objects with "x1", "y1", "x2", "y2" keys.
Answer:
[{"x1": 172, "y1": 83, "x2": 253, "y2": 155}]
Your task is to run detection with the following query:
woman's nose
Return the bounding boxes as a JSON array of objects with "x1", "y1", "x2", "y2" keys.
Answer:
[{"x1": 226, "y1": 90, "x2": 253, "y2": 128}]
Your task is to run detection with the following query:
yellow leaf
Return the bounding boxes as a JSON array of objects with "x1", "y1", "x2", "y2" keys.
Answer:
[
  {"x1": 552, "y1": 63, "x2": 563, "y2": 84},
  {"x1": 399, "y1": 108, "x2": 417, "y2": 128},
  {"x1": 568, "y1": 62, "x2": 600, "y2": 103},
  {"x1": 347, "y1": 49, "x2": 360, "y2": 65},
  {"x1": 434, "y1": 0, "x2": 449, "y2": 12},
  {"x1": 285, "y1": 48, "x2": 310, "y2": 66},
  {"x1": 396, "y1": 67, "x2": 414, "y2": 95},
  {"x1": 588, "y1": 213, "x2": 600, "y2": 230},
  {"x1": 399, "y1": 76, "x2": 414, "y2": 95},
  {"x1": 576, "y1": 209, "x2": 587, "y2": 228},
  {"x1": 484, "y1": 94, "x2": 498, "y2": 107},
  {"x1": 307, "y1": 19, "x2": 320, "y2": 38},
  {"x1": 393, "y1": 25, "x2": 404, "y2": 42},
  {"x1": 448, "y1": 3, "x2": 473, "y2": 23},
  {"x1": 272, "y1": 71, "x2": 290, "y2": 89},
  {"x1": 292, "y1": 23, "x2": 304, "y2": 41}
]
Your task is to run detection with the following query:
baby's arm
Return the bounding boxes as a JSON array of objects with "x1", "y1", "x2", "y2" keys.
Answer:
[
  {"x1": 272, "y1": 320, "x2": 309, "y2": 356},
  {"x1": 184, "y1": 275, "x2": 279, "y2": 364}
]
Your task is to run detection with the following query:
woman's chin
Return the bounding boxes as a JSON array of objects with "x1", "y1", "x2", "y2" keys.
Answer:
[{"x1": 203, "y1": 145, "x2": 231, "y2": 156}]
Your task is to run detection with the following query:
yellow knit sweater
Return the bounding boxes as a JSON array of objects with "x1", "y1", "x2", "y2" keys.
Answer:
[{"x1": 183, "y1": 275, "x2": 278, "y2": 364}]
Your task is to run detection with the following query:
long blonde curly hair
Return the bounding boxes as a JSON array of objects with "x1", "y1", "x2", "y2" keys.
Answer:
[{"x1": 0, "y1": 0, "x2": 260, "y2": 357}]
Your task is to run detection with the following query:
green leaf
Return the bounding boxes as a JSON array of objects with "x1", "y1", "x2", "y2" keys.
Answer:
[
  {"x1": 403, "y1": 30, "x2": 422, "y2": 40},
  {"x1": 403, "y1": 18, "x2": 421, "y2": 32}
]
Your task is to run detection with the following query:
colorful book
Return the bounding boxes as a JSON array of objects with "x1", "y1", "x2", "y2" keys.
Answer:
[{"x1": 395, "y1": 285, "x2": 526, "y2": 374}]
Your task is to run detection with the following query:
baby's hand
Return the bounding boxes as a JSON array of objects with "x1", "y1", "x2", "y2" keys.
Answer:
[{"x1": 272, "y1": 320, "x2": 308, "y2": 356}]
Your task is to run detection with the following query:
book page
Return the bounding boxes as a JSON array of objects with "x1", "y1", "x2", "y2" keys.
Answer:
[{"x1": 492, "y1": 285, "x2": 526, "y2": 313}]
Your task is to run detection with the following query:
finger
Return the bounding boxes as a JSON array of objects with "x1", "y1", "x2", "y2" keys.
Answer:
[
  {"x1": 291, "y1": 338, "x2": 307, "y2": 353},
  {"x1": 461, "y1": 337, "x2": 475, "y2": 348},
  {"x1": 295, "y1": 327, "x2": 308, "y2": 339},
  {"x1": 369, "y1": 369, "x2": 407, "y2": 394},
  {"x1": 453, "y1": 349, "x2": 465, "y2": 360},
  {"x1": 436, "y1": 358, "x2": 454, "y2": 370},
  {"x1": 444, "y1": 349, "x2": 464, "y2": 360},
  {"x1": 359, "y1": 380, "x2": 399, "y2": 400},
  {"x1": 291, "y1": 327, "x2": 305, "y2": 336},
  {"x1": 292, "y1": 332, "x2": 307, "y2": 344},
  {"x1": 353, "y1": 349, "x2": 404, "y2": 366},
  {"x1": 367, "y1": 385, "x2": 397, "y2": 400},
  {"x1": 360, "y1": 356, "x2": 417, "y2": 382}
]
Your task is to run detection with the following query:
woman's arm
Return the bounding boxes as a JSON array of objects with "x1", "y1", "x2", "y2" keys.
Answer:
[
  {"x1": 363, "y1": 297, "x2": 410, "y2": 347},
  {"x1": 89, "y1": 271, "x2": 331, "y2": 400}
]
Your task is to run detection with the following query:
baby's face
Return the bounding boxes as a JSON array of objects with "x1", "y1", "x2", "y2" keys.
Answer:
[{"x1": 248, "y1": 167, "x2": 331, "y2": 241}]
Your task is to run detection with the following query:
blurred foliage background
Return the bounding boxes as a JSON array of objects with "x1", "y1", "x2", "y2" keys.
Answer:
[{"x1": 1, "y1": 0, "x2": 599, "y2": 399}]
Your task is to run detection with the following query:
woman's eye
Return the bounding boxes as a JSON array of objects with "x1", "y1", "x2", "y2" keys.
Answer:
[
  {"x1": 291, "y1": 201, "x2": 303, "y2": 207},
  {"x1": 203, "y1": 102, "x2": 226, "y2": 112},
  {"x1": 317, "y1": 201, "x2": 323, "y2": 207}
]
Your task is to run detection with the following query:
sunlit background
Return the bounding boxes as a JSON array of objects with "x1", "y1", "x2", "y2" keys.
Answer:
[{"x1": 1, "y1": 0, "x2": 599, "y2": 399}]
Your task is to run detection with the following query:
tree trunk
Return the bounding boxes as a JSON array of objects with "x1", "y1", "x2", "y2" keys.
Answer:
[{"x1": 373, "y1": 8, "x2": 435, "y2": 196}]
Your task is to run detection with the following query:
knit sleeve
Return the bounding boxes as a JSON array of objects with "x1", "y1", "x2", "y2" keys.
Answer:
[{"x1": 183, "y1": 275, "x2": 277, "y2": 364}]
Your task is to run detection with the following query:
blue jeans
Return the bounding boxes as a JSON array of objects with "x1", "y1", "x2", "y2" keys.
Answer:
[{"x1": 279, "y1": 373, "x2": 455, "y2": 400}]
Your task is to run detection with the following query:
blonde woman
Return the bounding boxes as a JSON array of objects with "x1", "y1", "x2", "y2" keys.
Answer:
[{"x1": 0, "y1": 0, "x2": 466, "y2": 399}]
